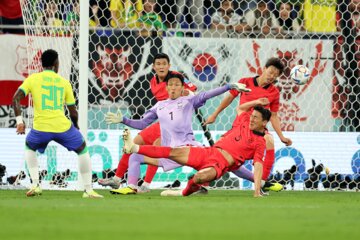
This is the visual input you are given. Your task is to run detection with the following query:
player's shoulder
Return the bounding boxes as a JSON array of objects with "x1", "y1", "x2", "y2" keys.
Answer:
[{"x1": 238, "y1": 76, "x2": 254, "y2": 84}]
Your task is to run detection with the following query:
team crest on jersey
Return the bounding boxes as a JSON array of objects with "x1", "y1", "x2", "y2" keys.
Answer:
[{"x1": 177, "y1": 101, "x2": 183, "y2": 109}]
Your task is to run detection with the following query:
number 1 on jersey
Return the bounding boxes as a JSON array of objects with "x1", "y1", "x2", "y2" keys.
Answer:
[{"x1": 169, "y1": 111, "x2": 173, "y2": 120}]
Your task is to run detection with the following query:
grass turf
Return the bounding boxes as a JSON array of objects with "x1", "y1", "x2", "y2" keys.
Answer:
[{"x1": 0, "y1": 189, "x2": 359, "y2": 240}]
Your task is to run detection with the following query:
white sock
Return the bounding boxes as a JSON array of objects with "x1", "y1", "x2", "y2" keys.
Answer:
[
  {"x1": 78, "y1": 151, "x2": 92, "y2": 192},
  {"x1": 142, "y1": 182, "x2": 150, "y2": 188},
  {"x1": 132, "y1": 144, "x2": 139, "y2": 153},
  {"x1": 25, "y1": 149, "x2": 39, "y2": 187},
  {"x1": 261, "y1": 180, "x2": 265, "y2": 188}
]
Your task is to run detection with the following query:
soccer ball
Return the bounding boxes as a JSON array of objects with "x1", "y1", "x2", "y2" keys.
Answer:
[{"x1": 290, "y1": 65, "x2": 310, "y2": 85}]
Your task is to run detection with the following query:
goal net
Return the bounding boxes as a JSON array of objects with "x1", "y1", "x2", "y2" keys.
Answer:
[{"x1": 13, "y1": 0, "x2": 359, "y2": 191}]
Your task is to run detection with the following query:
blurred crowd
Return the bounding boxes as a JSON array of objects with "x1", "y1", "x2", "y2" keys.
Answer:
[{"x1": 0, "y1": 0, "x2": 359, "y2": 37}]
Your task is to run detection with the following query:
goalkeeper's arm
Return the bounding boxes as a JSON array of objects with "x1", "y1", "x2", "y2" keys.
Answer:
[{"x1": 105, "y1": 108, "x2": 158, "y2": 130}]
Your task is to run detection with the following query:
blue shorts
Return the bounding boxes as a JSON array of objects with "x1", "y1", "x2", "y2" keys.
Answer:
[{"x1": 26, "y1": 125, "x2": 84, "y2": 154}]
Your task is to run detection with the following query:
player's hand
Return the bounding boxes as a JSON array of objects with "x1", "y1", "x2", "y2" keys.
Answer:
[
  {"x1": 281, "y1": 137, "x2": 292, "y2": 146},
  {"x1": 257, "y1": 98, "x2": 270, "y2": 106},
  {"x1": 228, "y1": 83, "x2": 251, "y2": 92},
  {"x1": 204, "y1": 114, "x2": 217, "y2": 125},
  {"x1": 105, "y1": 111, "x2": 123, "y2": 124},
  {"x1": 16, "y1": 123, "x2": 26, "y2": 135}
]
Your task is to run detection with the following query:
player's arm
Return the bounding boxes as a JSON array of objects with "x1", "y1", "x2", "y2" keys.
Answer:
[
  {"x1": 237, "y1": 98, "x2": 269, "y2": 115},
  {"x1": 12, "y1": 89, "x2": 26, "y2": 134},
  {"x1": 270, "y1": 112, "x2": 292, "y2": 146},
  {"x1": 67, "y1": 105, "x2": 79, "y2": 129},
  {"x1": 205, "y1": 94, "x2": 236, "y2": 125},
  {"x1": 105, "y1": 107, "x2": 158, "y2": 130},
  {"x1": 193, "y1": 83, "x2": 250, "y2": 110},
  {"x1": 253, "y1": 161, "x2": 263, "y2": 197},
  {"x1": 253, "y1": 140, "x2": 266, "y2": 197}
]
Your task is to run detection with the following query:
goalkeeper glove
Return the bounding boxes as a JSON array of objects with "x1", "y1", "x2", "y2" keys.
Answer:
[
  {"x1": 228, "y1": 83, "x2": 251, "y2": 92},
  {"x1": 105, "y1": 111, "x2": 123, "y2": 124}
]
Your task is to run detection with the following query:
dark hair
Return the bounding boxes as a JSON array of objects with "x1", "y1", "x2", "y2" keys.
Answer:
[
  {"x1": 41, "y1": 49, "x2": 58, "y2": 68},
  {"x1": 165, "y1": 72, "x2": 184, "y2": 85},
  {"x1": 153, "y1": 53, "x2": 170, "y2": 64},
  {"x1": 253, "y1": 105, "x2": 271, "y2": 122},
  {"x1": 265, "y1": 57, "x2": 284, "y2": 74}
]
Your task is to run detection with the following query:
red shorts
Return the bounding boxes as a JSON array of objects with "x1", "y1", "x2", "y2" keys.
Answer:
[
  {"x1": 187, "y1": 147, "x2": 230, "y2": 179},
  {"x1": 138, "y1": 122, "x2": 161, "y2": 145}
]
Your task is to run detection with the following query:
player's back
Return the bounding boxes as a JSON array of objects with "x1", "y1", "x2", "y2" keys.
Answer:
[{"x1": 19, "y1": 70, "x2": 75, "y2": 133}]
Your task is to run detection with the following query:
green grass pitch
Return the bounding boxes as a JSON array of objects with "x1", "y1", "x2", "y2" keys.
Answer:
[{"x1": 0, "y1": 189, "x2": 359, "y2": 240}]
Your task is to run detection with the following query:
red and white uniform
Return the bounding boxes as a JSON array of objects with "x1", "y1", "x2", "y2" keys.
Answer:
[
  {"x1": 186, "y1": 112, "x2": 266, "y2": 178},
  {"x1": 139, "y1": 71, "x2": 197, "y2": 144},
  {"x1": 230, "y1": 77, "x2": 279, "y2": 128}
]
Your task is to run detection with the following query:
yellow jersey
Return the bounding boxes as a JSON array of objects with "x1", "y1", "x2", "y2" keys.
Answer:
[
  {"x1": 109, "y1": 0, "x2": 143, "y2": 28},
  {"x1": 19, "y1": 70, "x2": 76, "y2": 133},
  {"x1": 304, "y1": 0, "x2": 337, "y2": 32}
]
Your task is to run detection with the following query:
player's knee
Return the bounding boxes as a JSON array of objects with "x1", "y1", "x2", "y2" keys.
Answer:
[
  {"x1": 194, "y1": 168, "x2": 216, "y2": 184},
  {"x1": 25, "y1": 141, "x2": 36, "y2": 151},
  {"x1": 152, "y1": 138, "x2": 161, "y2": 146},
  {"x1": 134, "y1": 135, "x2": 145, "y2": 145},
  {"x1": 264, "y1": 134, "x2": 274, "y2": 149}
]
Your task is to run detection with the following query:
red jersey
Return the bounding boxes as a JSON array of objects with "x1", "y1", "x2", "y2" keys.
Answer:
[
  {"x1": 150, "y1": 71, "x2": 197, "y2": 101},
  {"x1": 214, "y1": 112, "x2": 266, "y2": 167},
  {"x1": 0, "y1": 0, "x2": 22, "y2": 19},
  {"x1": 229, "y1": 77, "x2": 280, "y2": 112}
]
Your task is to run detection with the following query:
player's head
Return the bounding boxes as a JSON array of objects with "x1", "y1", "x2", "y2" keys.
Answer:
[
  {"x1": 261, "y1": 57, "x2": 284, "y2": 85},
  {"x1": 165, "y1": 72, "x2": 184, "y2": 99},
  {"x1": 41, "y1": 49, "x2": 59, "y2": 73},
  {"x1": 250, "y1": 105, "x2": 271, "y2": 131},
  {"x1": 153, "y1": 53, "x2": 171, "y2": 80}
]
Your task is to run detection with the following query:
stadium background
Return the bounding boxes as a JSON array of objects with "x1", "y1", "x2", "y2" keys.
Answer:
[{"x1": 0, "y1": 0, "x2": 359, "y2": 190}]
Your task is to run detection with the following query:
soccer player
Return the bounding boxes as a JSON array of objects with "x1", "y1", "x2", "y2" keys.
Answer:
[
  {"x1": 122, "y1": 98, "x2": 271, "y2": 197},
  {"x1": 12, "y1": 49, "x2": 103, "y2": 198},
  {"x1": 105, "y1": 72, "x2": 250, "y2": 194},
  {"x1": 205, "y1": 57, "x2": 292, "y2": 190},
  {"x1": 98, "y1": 53, "x2": 198, "y2": 191}
]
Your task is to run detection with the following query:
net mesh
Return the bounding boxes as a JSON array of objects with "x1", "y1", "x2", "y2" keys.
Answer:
[{"x1": 13, "y1": 0, "x2": 360, "y2": 190}]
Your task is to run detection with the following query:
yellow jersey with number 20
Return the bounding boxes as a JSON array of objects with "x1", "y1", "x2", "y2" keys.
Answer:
[{"x1": 19, "y1": 70, "x2": 76, "y2": 133}]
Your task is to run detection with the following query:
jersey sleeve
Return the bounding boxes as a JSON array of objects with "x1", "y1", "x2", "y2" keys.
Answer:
[
  {"x1": 183, "y1": 77, "x2": 197, "y2": 92},
  {"x1": 65, "y1": 81, "x2": 76, "y2": 106},
  {"x1": 190, "y1": 85, "x2": 230, "y2": 109},
  {"x1": 236, "y1": 111, "x2": 250, "y2": 127},
  {"x1": 253, "y1": 139, "x2": 266, "y2": 164},
  {"x1": 229, "y1": 78, "x2": 246, "y2": 97},
  {"x1": 269, "y1": 89, "x2": 280, "y2": 112},
  {"x1": 18, "y1": 76, "x2": 32, "y2": 96},
  {"x1": 122, "y1": 105, "x2": 158, "y2": 130}
]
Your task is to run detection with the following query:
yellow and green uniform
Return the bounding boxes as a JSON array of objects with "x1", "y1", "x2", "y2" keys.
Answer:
[
  {"x1": 19, "y1": 70, "x2": 75, "y2": 133},
  {"x1": 109, "y1": 0, "x2": 143, "y2": 28},
  {"x1": 303, "y1": 0, "x2": 337, "y2": 32}
]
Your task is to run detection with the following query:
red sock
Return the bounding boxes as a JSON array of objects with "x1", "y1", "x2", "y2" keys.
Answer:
[
  {"x1": 138, "y1": 145, "x2": 171, "y2": 158},
  {"x1": 144, "y1": 165, "x2": 158, "y2": 183},
  {"x1": 115, "y1": 154, "x2": 130, "y2": 178},
  {"x1": 182, "y1": 178, "x2": 201, "y2": 196},
  {"x1": 262, "y1": 149, "x2": 275, "y2": 181}
]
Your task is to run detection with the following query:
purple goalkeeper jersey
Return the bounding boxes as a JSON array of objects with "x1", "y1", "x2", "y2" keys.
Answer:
[{"x1": 122, "y1": 85, "x2": 230, "y2": 147}]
